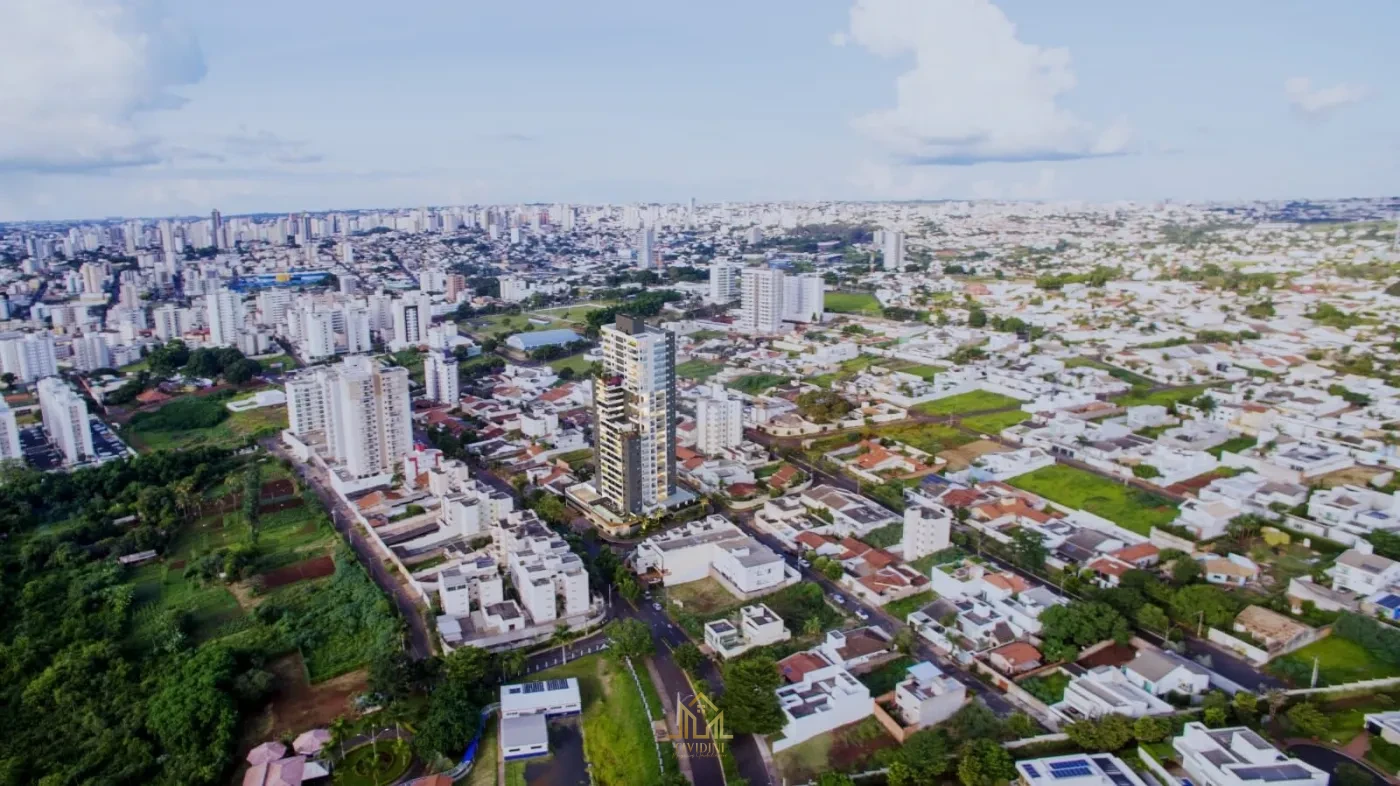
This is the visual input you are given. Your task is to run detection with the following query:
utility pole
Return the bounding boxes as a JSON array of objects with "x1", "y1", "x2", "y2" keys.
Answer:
[
  {"x1": 1197, "y1": 610, "x2": 1205, "y2": 638},
  {"x1": 1311, "y1": 656, "x2": 1319, "y2": 689}
]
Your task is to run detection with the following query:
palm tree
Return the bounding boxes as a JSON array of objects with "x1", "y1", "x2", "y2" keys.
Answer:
[
  {"x1": 500, "y1": 649, "x2": 526, "y2": 678},
  {"x1": 327, "y1": 715, "x2": 351, "y2": 763}
]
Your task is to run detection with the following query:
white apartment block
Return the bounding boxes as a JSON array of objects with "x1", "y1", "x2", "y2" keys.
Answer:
[
  {"x1": 903, "y1": 503, "x2": 952, "y2": 561},
  {"x1": 883, "y1": 230, "x2": 905, "y2": 271},
  {"x1": 206, "y1": 287, "x2": 245, "y2": 348},
  {"x1": 391, "y1": 293, "x2": 433, "y2": 348},
  {"x1": 1015, "y1": 754, "x2": 1150, "y2": 786},
  {"x1": 739, "y1": 267, "x2": 784, "y2": 334},
  {"x1": 894, "y1": 661, "x2": 966, "y2": 728},
  {"x1": 424, "y1": 351, "x2": 460, "y2": 404},
  {"x1": 153, "y1": 304, "x2": 184, "y2": 341},
  {"x1": 283, "y1": 356, "x2": 412, "y2": 492},
  {"x1": 0, "y1": 332, "x2": 58, "y2": 382},
  {"x1": 695, "y1": 390, "x2": 743, "y2": 455},
  {"x1": 772, "y1": 664, "x2": 873, "y2": 752},
  {"x1": 631, "y1": 514, "x2": 788, "y2": 594},
  {"x1": 71, "y1": 334, "x2": 111, "y2": 372},
  {"x1": 0, "y1": 399, "x2": 21, "y2": 461},
  {"x1": 780, "y1": 273, "x2": 825, "y2": 323},
  {"x1": 38, "y1": 376, "x2": 94, "y2": 466},
  {"x1": 301, "y1": 307, "x2": 338, "y2": 360},
  {"x1": 1174, "y1": 723, "x2": 1326, "y2": 786},
  {"x1": 439, "y1": 557, "x2": 505, "y2": 616},
  {"x1": 343, "y1": 303, "x2": 373, "y2": 354},
  {"x1": 709, "y1": 261, "x2": 741, "y2": 304},
  {"x1": 703, "y1": 604, "x2": 791, "y2": 659},
  {"x1": 594, "y1": 315, "x2": 677, "y2": 515}
]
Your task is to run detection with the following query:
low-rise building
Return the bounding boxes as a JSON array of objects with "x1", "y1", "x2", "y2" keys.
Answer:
[
  {"x1": 772, "y1": 664, "x2": 874, "y2": 752},
  {"x1": 1121, "y1": 648, "x2": 1211, "y2": 697},
  {"x1": 1015, "y1": 753, "x2": 1150, "y2": 786},
  {"x1": 1329, "y1": 548, "x2": 1400, "y2": 596},
  {"x1": 1173, "y1": 722, "x2": 1327, "y2": 786},
  {"x1": 1056, "y1": 666, "x2": 1174, "y2": 719},
  {"x1": 894, "y1": 661, "x2": 966, "y2": 728},
  {"x1": 703, "y1": 604, "x2": 791, "y2": 659}
]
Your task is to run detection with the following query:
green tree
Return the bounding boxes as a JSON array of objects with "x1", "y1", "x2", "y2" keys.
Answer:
[
  {"x1": 673, "y1": 642, "x2": 704, "y2": 675},
  {"x1": 1136, "y1": 604, "x2": 1171, "y2": 636},
  {"x1": 1172, "y1": 556, "x2": 1203, "y2": 584},
  {"x1": 968, "y1": 308, "x2": 988, "y2": 328},
  {"x1": 1038, "y1": 601, "x2": 1130, "y2": 661},
  {"x1": 720, "y1": 656, "x2": 785, "y2": 735},
  {"x1": 1287, "y1": 702, "x2": 1328, "y2": 738},
  {"x1": 1232, "y1": 691, "x2": 1258, "y2": 724},
  {"x1": 821, "y1": 560, "x2": 844, "y2": 581},
  {"x1": 887, "y1": 728, "x2": 952, "y2": 786},
  {"x1": 957, "y1": 738, "x2": 1015, "y2": 786},
  {"x1": 146, "y1": 645, "x2": 240, "y2": 785},
  {"x1": 1334, "y1": 763, "x2": 1373, "y2": 786},
  {"x1": 1133, "y1": 715, "x2": 1171, "y2": 744},
  {"x1": 1204, "y1": 707, "x2": 1229, "y2": 727},
  {"x1": 1011, "y1": 528, "x2": 1048, "y2": 572},
  {"x1": 817, "y1": 774, "x2": 856, "y2": 786},
  {"x1": 607, "y1": 618, "x2": 655, "y2": 659}
]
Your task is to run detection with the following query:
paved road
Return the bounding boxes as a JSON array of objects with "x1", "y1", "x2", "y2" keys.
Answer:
[{"x1": 268, "y1": 439, "x2": 435, "y2": 661}]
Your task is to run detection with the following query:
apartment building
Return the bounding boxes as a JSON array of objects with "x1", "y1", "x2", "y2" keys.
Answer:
[
  {"x1": 391, "y1": 293, "x2": 433, "y2": 349},
  {"x1": 709, "y1": 261, "x2": 741, "y2": 304},
  {"x1": 283, "y1": 356, "x2": 412, "y2": 492},
  {"x1": 71, "y1": 334, "x2": 111, "y2": 372},
  {"x1": 0, "y1": 399, "x2": 21, "y2": 461},
  {"x1": 593, "y1": 315, "x2": 677, "y2": 515},
  {"x1": 631, "y1": 514, "x2": 788, "y2": 594},
  {"x1": 739, "y1": 267, "x2": 784, "y2": 334},
  {"x1": 206, "y1": 287, "x2": 245, "y2": 348},
  {"x1": 695, "y1": 388, "x2": 743, "y2": 455},
  {"x1": 902, "y1": 502, "x2": 952, "y2": 561},
  {"x1": 424, "y1": 351, "x2": 460, "y2": 404},
  {"x1": 0, "y1": 332, "x2": 58, "y2": 382},
  {"x1": 38, "y1": 376, "x2": 94, "y2": 466}
]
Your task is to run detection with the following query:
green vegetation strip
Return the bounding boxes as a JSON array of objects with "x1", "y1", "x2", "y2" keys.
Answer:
[{"x1": 1009, "y1": 464, "x2": 1179, "y2": 535}]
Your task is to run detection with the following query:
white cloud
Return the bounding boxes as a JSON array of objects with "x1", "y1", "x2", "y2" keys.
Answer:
[
  {"x1": 1284, "y1": 77, "x2": 1369, "y2": 117},
  {"x1": 0, "y1": 0, "x2": 205, "y2": 172},
  {"x1": 842, "y1": 0, "x2": 1129, "y2": 165}
]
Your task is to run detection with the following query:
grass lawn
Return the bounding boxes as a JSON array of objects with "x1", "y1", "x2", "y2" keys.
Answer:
[
  {"x1": 1208, "y1": 436, "x2": 1258, "y2": 457},
  {"x1": 1064, "y1": 357, "x2": 1156, "y2": 388},
  {"x1": 504, "y1": 761, "x2": 526, "y2": 786},
  {"x1": 882, "y1": 359, "x2": 945, "y2": 381},
  {"x1": 547, "y1": 353, "x2": 593, "y2": 376},
  {"x1": 1008, "y1": 464, "x2": 1180, "y2": 535},
  {"x1": 254, "y1": 353, "x2": 299, "y2": 371},
  {"x1": 883, "y1": 591, "x2": 937, "y2": 621},
  {"x1": 915, "y1": 390, "x2": 1023, "y2": 416},
  {"x1": 773, "y1": 716, "x2": 894, "y2": 784},
  {"x1": 128, "y1": 560, "x2": 249, "y2": 645},
  {"x1": 824, "y1": 292, "x2": 882, "y2": 316},
  {"x1": 126, "y1": 403, "x2": 287, "y2": 453},
  {"x1": 871, "y1": 422, "x2": 973, "y2": 456},
  {"x1": 727, "y1": 373, "x2": 790, "y2": 395},
  {"x1": 1271, "y1": 636, "x2": 1400, "y2": 686},
  {"x1": 466, "y1": 718, "x2": 500, "y2": 786},
  {"x1": 676, "y1": 359, "x2": 726, "y2": 381},
  {"x1": 534, "y1": 301, "x2": 614, "y2": 322},
  {"x1": 531, "y1": 654, "x2": 665, "y2": 786},
  {"x1": 665, "y1": 576, "x2": 743, "y2": 616},
  {"x1": 961, "y1": 409, "x2": 1031, "y2": 434},
  {"x1": 1021, "y1": 671, "x2": 1072, "y2": 704},
  {"x1": 1112, "y1": 384, "x2": 1214, "y2": 409},
  {"x1": 333, "y1": 743, "x2": 412, "y2": 786},
  {"x1": 690, "y1": 329, "x2": 726, "y2": 341}
]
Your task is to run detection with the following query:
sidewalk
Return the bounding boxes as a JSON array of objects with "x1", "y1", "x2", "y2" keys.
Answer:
[{"x1": 644, "y1": 656, "x2": 696, "y2": 784}]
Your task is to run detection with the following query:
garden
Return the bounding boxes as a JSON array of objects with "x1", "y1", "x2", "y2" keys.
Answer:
[
  {"x1": 333, "y1": 740, "x2": 413, "y2": 786},
  {"x1": 1009, "y1": 464, "x2": 1180, "y2": 536}
]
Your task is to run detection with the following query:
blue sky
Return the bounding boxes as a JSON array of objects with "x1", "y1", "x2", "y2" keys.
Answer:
[{"x1": 1, "y1": 0, "x2": 1394, "y2": 220}]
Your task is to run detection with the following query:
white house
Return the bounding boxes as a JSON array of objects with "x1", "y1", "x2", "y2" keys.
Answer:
[
  {"x1": 894, "y1": 661, "x2": 966, "y2": 728},
  {"x1": 772, "y1": 665, "x2": 874, "y2": 752},
  {"x1": 1015, "y1": 754, "x2": 1150, "y2": 786},
  {"x1": 1173, "y1": 723, "x2": 1327, "y2": 786},
  {"x1": 703, "y1": 604, "x2": 791, "y2": 659},
  {"x1": 1120, "y1": 648, "x2": 1212, "y2": 697},
  {"x1": 631, "y1": 514, "x2": 791, "y2": 594},
  {"x1": 1177, "y1": 497, "x2": 1244, "y2": 540},
  {"x1": 1329, "y1": 548, "x2": 1400, "y2": 597},
  {"x1": 1309, "y1": 485, "x2": 1400, "y2": 532},
  {"x1": 1056, "y1": 667, "x2": 1174, "y2": 720}
]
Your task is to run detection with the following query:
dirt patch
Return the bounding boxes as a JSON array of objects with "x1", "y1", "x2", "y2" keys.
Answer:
[
  {"x1": 227, "y1": 580, "x2": 268, "y2": 611},
  {"x1": 260, "y1": 555, "x2": 335, "y2": 589},
  {"x1": 827, "y1": 724, "x2": 898, "y2": 772},
  {"x1": 938, "y1": 439, "x2": 1011, "y2": 471},
  {"x1": 239, "y1": 653, "x2": 369, "y2": 756},
  {"x1": 1315, "y1": 465, "x2": 1392, "y2": 489},
  {"x1": 259, "y1": 479, "x2": 296, "y2": 501},
  {"x1": 1077, "y1": 642, "x2": 1137, "y2": 669},
  {"x1": 258, "y1": 497, "x2": 306, "y2": 515}
]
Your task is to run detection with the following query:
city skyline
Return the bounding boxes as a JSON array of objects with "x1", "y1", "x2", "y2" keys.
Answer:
[{"x1": 3, "y1": 0, "x2": 1395, "y2": 222}]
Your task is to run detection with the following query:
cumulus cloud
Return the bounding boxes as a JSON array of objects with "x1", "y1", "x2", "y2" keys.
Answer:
[
  {"x1": 0, "y1": 0, "x2": 206, "y2": 172},
  {"x1": 1285, "y1": 77, "x2": 1369, "y2": 117},
  {"x1": 840, "y1": 0, "x2": 1129, "y2": 166}
]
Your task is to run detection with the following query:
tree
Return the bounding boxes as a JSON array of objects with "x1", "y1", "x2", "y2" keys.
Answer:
[
  {"x1": 327, "y1": 716, "x2": 352, "y2": 762},
  {"x1": 1334, "y1": 763, "x2": 1372, "y2": 786},
  {"x1": 945, "y1": 702, "x2": 1005, "y2": 745},
  {"x1": 146, "y1": 645, "x2": 240, "y2": 785},
  {"x1": 1133, "y1": 715, "x2": 1171, "y2": 744},
  {"x1": 721, "y1": 656, "x2": 785, "y2": 735},
  {"x1": 1232, "y1": 691, "x2": 1258, "y2": 724},
  {"x1": 1065, "y1": 714, "x2": 1135, "y2": 751},
  {"x1": 817, "y1": 774, "x2": 856, "y2": 786},
  {"x1": 821, "y1": 560, "x2": 844, "y2": 581},
  {"x1": 1, "y1": 371, "x2": 15, "y2": 388},
  {"x1": 1011, "y1": 528, "x2": 1048, "y2": 572},
  {"x1": 1038, "y1": 601, "x2": 1130, "y2": 661},
  {"x1": 607, "y1": 618, "x2": 655, "y2": 659},
  {"x1": 893, "y1": 626, "x2": 916, "y2": 655},
  {"x1": 1203, "y1": 707, "x2": 1228, "y2": 727},
  {"x1": 223, "y1": 358, "x2": 262, "y2": 384},
  {"x1": 1171, "y1": 556, "x2": 1203, "y2": 585},
  {"x1": 1136, "y1": 604, "x2": 1171, "y2": 636},
  {"x1": 887, "y1": 728, "x2": 952, "y2": 786},
  {"x1": 1287, "y1": 702, "x2": 1328, "y2": 738},
  {"x1": 957, "y1": 738, "x2": 1015, "y2": 786},
  {"x1": 803, "y1": 615, "x2": 823, "y2": 637},
  {"x1": 414, "y1": 677, "x2": 480, "y2": 760},
  {"x1": 1171, "y1": 584, "x2": 1239, "y2": 628},
  {"x1": 1006, "y1": 713, "x2": 1039, "y2": 739},
  {"x1": 673, "y1": 642, "x2": 704, "y2": 675},
  {"x1": 968, "y1": 308, "x2": 988, "y2": 328}
]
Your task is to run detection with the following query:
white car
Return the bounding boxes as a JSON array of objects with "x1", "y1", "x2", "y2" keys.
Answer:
[
  {"x1": 798, "y1": 559, "x2": 811, "y2": 568},
  {"x1": 855, "y1": 609, "x2": 870, "y2": 620},
  {"x1": 832, "y1": 594, "x2": 845, "y2": 604},
  {"x1": 652, "y1": 602, "x2": 662, "y2": 611}
]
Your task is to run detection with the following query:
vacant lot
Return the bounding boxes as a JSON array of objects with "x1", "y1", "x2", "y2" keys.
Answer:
[
  {"x1": 824, "y1": 292, "x2": 882, "y2": 316},
  {"x1": 547, "y1": 353, "x2": 593, "y2": 376},
  {"x1": 1113, "y1": 384, "x2": 1214, "y2": 409},
  {"x1": 774, "y1": 716, "x2": 895, "y2": 784},
  {"x1": 728, "y1": 373, "x2": 790, "y2": 395},
  {"x1": 939, "y1": 439, "x2": 1011, "y2": 471},
  {"x1": 961, "y1": 409, "x2": 1030, "y2": 434},
  {"x1": 1272, "y1": 636, "x2": 1400, "y2": 686},
  {"x1": 666, "y1": 576, "x2": 742, "y2": 616},
  {"x1": 914, "y1": 390, "x2": 1022, "y2": 416},
  {"x1": 535, "y1": 301, "x2": 615, "y2": 323},
  {"x1": 126, "y1": 397, "x2": 287, "y2": 453},
  {"x1": 1009, "y1": 464, "x2": 1179, "y2": 535},
  {"x1": 676, "y1": 359, "x2": 725, "y2": 381},
  {"x1": 262, "y1": 554, "x2": 336, "y2": 589},
  {"x1": 239, "y1": 655, "x2": 369, "y2": 756},
  {"x1": 871, "y1": 422, "x2": 973, "y2": 456},
  {"x1": 1064, "y1": 357, "x2": 1156, "y2": 388}
]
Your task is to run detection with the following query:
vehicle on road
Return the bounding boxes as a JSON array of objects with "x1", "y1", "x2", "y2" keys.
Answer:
[
  {"x1": 855, "y1": 609, "x2": 870, "y2": 620},
  {"x1": 799, "y1": 559, "x2": 810, "y2": 568},
  {"x1": 652, "y1": 602, "x2": 662, "y2": 611},
  {"x1": 832, "y1": 594, "x2": 845, "y2": 604}
]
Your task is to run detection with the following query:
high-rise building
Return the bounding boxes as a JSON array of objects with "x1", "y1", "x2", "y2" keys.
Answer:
[
  {"x1": 594, "y1": 315, "x2": 677, "y2": 516},
  {"x1": 0, "y1": 333, "x2": 58, "y2": 383},
  {"x1": 739, "y1": 267, "x2": 784, "y2": 334},
  {"x1": 72, "y1": 334, "x2": 111, "y2": 372},
  {"x1": 343, "y1": 304, "x2": 372, "y2": 354},
  {"x1": 211, "y1": 209, "x2": 224, "y2": 250},
  {"x1": 153, "y1": 305, "x2": 183, "y2": 341},
  {"x1": 80, "y1": 262, "x2": 105, "y2": 296},
  {"x1": 903, "y1": 503, "x2": 952, "y2": 561},
  {"x1": 285, "y1": 356, "x2": 412, "y2": 483},
  {"x1": 206, "y1": 288, "x2": 244, "y2": 348},
  {"x1": 636, "y1": 227, "x2": 655, "y2": 270},
  {"x1": 883, "y1": 230, "x2": 905, "y2": 272},
  {"x1": 38, "y1": 377, "x2": 94, "y2": 466},
  {"x1": 424, "y1": 351, "x2": 460, "y2": 404},
  {"x1": 695, "y1": 388, "x2": 743, "y2": 455},
  {"x1": 709, "y1": 262, "x2": 741, "y2": 305},
  {"x1": 0, "y1": 398, "x2": 20, "y2": 461},
  {"x1": 781, "y1": 273, "x2": 825, "y2": 324},
  {"x1": 391, "y1": 293, "x2": 432, "y2": 348},
  {"x1": 302, "y1": 308, "x2": 338, "y2": 361}
]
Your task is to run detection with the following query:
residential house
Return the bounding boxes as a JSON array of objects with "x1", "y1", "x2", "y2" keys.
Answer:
[
  {"x1": 703, "y1": 604, "x2": 791, "y2": 659},
  {"x1": 772, "y1": 665, "x2": 875, "y2": 752},
  {"x1": 894, "y1": 661, "x2": 966, "y2": 728},
  {"x1": 1121, "y1": 648, "x2": 1211, "y2": 697},
  {"x1": 1173, "y1": 723, "x2": 1327, "y2": 786},
  {"x1": 1329, "y1": 548, "x2": 1400, "y2": 596}
]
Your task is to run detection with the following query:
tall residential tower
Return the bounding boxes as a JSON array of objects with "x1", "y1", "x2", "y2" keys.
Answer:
[{"x1": 593, "y1": 315, "x2": 677, "y2": 516}]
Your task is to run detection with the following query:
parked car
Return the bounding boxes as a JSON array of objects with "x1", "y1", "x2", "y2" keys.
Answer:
[
  {"x1": 832, "y1": 594, "x2": 845, "y2": 604},
  {"x1": 798, "y1": 559, "x2": 811, "y2": 568},
  {"x1": 652, "y1": 602, "x2": 662, "y2": 611},
  {"x1": 855, "y1": 609, "x2": 870, "y2": 620}
]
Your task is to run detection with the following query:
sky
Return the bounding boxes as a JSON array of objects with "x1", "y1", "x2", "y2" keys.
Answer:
[{"x1": 1, "y1": 0, "x2": 1396, "y2": 221}]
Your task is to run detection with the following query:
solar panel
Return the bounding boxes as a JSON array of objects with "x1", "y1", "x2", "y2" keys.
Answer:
[
  {"x1": 1051, "y1": 760, "x2": 1092, "y2": 771},
  {"x1": 547, "y1": 678, "x2": 570, "y2": 691},
  {"x1": 1051, "y1": 767, "x2": 1094, "y2": 779},
  {"x1": 1024, "y1": 765, "x2": 1041, "y2": 778},
  {"x1": 1380, "y1": 595, "x2": 1400, "y2": 610}
]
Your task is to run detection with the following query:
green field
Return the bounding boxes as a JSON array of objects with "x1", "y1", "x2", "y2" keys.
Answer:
[
  {"x1": 1009, "y1": 464, "x2": 1180, "y2": 535},
  {"x1": 1208, "y1": 436, "x2": 1257, "y2": 457},
  {"x1": 531, "y1": 654, "x2": 667, "y2": 786},
  {"x1": 882, "y1": 360, "x2": 945, "y2": 381},
  {"x1": 961, "y1": 410, "x2": 1031, "y2": 434},
  {"x1": 1271, "y1": 636, "x2": 1400, "y2": 686},
  {"x1": 728, "y1": 373, "x2": 790, "y2": 395},
  {"x1": 534, "y1": 301, "x2": 615, "y2": 323},
  {"x1": 1113, "y1": 384, "x2": 1214, "y2": 409},
  {"x1": 884, "y1": 591, "x2": 937, "y2": 621},
  {"x1": 254, "y1": 353, "x2": 299, "y2": 371},
  {"x1": 547, "y1": 353, "x2": 594, "y2": 376},
  {"x1": 914, "y1": 390, "x2": 1023, "y2": 416},
  {"x1": 1064, "y1": 357, "x2": 1156, "y2": 388},
  {"x1": 869, "y1": 423, "x2": 972, "y2": 456},
  {"x1": 125, "y1": 395, "x2": 288, "y2": 453},
  {"x1": 824, "y1": 292, "x2": 882, "y2": 316},
  {"x1": 676, "y1": 359, "x2": 726, "y2": 381}
]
